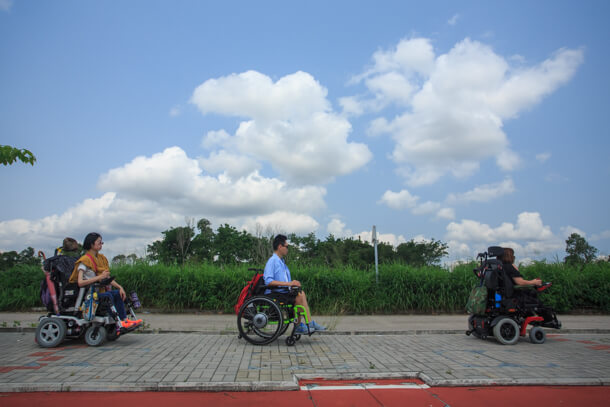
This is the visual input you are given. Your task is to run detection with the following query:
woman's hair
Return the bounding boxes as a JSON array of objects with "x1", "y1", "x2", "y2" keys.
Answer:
[
  {"x1": 83, "y1": 232, "x2": 102, "y2": 251},
  {"x1": 502, "y1": 247, "x2": 515, "y2": 264},
  {"x1": 273, "y1": 234, "x2": 287, "y2": 251}
]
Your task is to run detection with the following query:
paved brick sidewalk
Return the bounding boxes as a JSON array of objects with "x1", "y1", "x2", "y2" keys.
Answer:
[{"x1": 1, "y1": 331, "x2": 609, "y2": 392}]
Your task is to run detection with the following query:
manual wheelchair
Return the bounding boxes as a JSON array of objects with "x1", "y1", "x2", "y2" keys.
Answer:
[
  {"x1": 236, "y1": 269, "x2": 314, "y2": 346},
  {"x1": 466, "y1": 246, "x2": 561, "y2": 345}
]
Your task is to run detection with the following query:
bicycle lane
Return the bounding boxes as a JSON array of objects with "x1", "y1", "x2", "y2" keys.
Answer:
[{"x1": 2, "y1": 385, "x2": 609, "y2": 406}]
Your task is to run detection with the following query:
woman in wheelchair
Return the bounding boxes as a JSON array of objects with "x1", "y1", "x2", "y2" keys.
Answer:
[
  {"x1": 69, "y1": 232, "x2": 141, "y2": 329},
  {"x1": 501, "y1": 247, "x2": 555, "y2": 324},
  {"x1": 264, "y1": 234, "x2": 326, "y2": 334}
]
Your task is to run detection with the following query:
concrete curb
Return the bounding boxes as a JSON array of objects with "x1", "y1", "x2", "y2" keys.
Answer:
[
  {"x1": 0, "y1": 373, "x2": 607, "y2": 393},
  {"x1": 4, "y1": 327, "x2": 610, "y2": 335}
]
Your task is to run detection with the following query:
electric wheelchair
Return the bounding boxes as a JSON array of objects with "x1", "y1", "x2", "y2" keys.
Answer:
[
  {"x1": 466, "y1": 246, "x2": 561, "y2": 345},
  {"x1": 36, "y1": 253, "x2": 142, "y2": 348},
  {"x1": 236, "y1": 268, "x2": 314, "y2": 346}
]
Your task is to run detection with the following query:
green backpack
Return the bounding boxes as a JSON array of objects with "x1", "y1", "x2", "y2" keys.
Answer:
[{"x1": 466, "y1": 285, "x2": 488, "y2": 315}]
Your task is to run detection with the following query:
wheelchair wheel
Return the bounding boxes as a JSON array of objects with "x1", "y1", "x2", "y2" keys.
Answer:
[
  {"x1": 529, "y1": 326, "x2": 546, "y2": 344},
  {"x1": 285, "y1": 336, "x2": 296, "y2": 346},
  {"x1": 84, "y1": 325, "x2": 107, "y2": 346},
  {"x1": 35, "y1": 317, "x2": 67, "y2": 348},
  {"x1": 492, "y1": 318, "x2": 519, "y2": 345},
  {"x1": 237, "y1": 296, "x2": 283, "y2": 345},
  {"x1": 106, "y1": 324, "x2": 119, "y2": 341}
]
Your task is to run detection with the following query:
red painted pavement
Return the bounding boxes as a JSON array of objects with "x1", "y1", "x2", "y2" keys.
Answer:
[{"x1": 1, "y1": 386, "x2": 609, "y2": 406}]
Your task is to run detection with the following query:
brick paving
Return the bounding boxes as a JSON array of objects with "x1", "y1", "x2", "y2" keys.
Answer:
[{"x1": 1, "y1": 330, "x2": 609, "y2": 391}]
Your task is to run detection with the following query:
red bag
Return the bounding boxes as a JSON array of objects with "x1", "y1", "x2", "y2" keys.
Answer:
[{"x1": 234, "y1": 271, "x2": 265, "y2": 314}]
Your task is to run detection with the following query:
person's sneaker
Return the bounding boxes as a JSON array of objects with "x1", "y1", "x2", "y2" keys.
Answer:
[
  {"x1": 294, "y1": 323, "x2": 314, "y2": 335},
  {"x1": 119, "y1": 320, "x2": 137, "y2": 329},
  {"x1": 126, "y1": 318, "x2": 142, "y2": 325},
  {"x1": 310, "y1": 320, "x2": 327, "y2": 331}
]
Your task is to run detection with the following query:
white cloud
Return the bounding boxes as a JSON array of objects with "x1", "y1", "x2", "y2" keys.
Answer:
[
  {"x1": 0, "y1": 0, "x2": 12, "y2": 12},
  {"x1": 560, "y1": 225, "x2": 586, "y2": 238},
  {"x1": 327, "y1": 218, "x2": 352, "y2": 238},
  {"x1": 169, "y1": 106, "x2": 181, "y2": 117},
  {"x1": 591, "y1": 230, "x2": 610, "y2": 241},
  {"x1": 354, "y1": 230, "x2": 407, "y2": 247},
  {"x1": 379, "y1": 188, "x2": 448, "y2": 219},
  {"x1": 353, "y1": 38, "x2": 583, "y2": 186},
  {"x1": 378, "y1": 189, "x2": 418, "y2": 210},
  {"x1": 447, "y1": 177, "x2": 515, "y2": 204},
  {"x1": 191, "y1": 70, "x2": 372, "y2": 185},
  {"x1": 445, "y1": 212, "x2": 562, "y2": 259},
  {"x1": 201, "y1": 129, "x2": 231, "y2": 149},
  {"x1": 436, "y1": 207, "x2": 455, "y2": 220},
  {"x1": 0, "y1": 146, "x2": 332, "y2": 258},
  {"x1": 240, "y1": 211, "x2": 319, "y2": 236},
  {"x1": 98, "y1": 147, "x2": 326, "y2": 217},
  {"x1": 536, "y1": 152, "x2": 551, "y2": 163},
  {"x1": 198, "y1": 150, "x2": 260, "y2": 179},
  {"x1": 448, "y1": 14, "x2": 460, "y2": 26}
]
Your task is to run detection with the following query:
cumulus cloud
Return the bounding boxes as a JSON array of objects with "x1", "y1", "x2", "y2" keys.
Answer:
[
  {"x1": 353, "y1": 37, "x2": 583, "y2": 186},
  {"x1": 378, "y1": 188, "x2": 453, "y2": 219},
  {"x1": 0, "y1": 147, "x2": 329, "y2": 258},
  {"x1": 327, "y1": 218, "x2": 352, "y2": 238},
  {"x1": 445, "y1": 212, "x2": 563, "y2": 259},
  {"x1": 591, "y1": 230, "x2": 610, "y2": 241},
  {"x1": 447, "y1": 177, "x2": 515, "y2": 204},
  {"x1": 98, "y1": 147, "x2": 326, "y2": 217},
  {"x1": 191, "y1": 70, "x2": 372, "y2": 185}
]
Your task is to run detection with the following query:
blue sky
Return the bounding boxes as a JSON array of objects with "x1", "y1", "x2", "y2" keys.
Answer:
[{"x1": 1, "y1": 0, "x2": 609, "y2": 263}]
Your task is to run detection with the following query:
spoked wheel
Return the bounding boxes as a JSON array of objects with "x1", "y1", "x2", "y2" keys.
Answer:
[
  {"x1": 84, "y1": 325, "x2": 107, "y2": 346},
  {"x1": 35, "y1": 318, "x2": 67, "y2": 348},
  {"x1": 529, "y1": 326, "x2": 546, "y2": 344},
  {"x1": 237, "y1": 296, "x2": 283, "y2": 345},
  {"x1": 492, "y1": 318, "x2": 519, "y2": 345}
]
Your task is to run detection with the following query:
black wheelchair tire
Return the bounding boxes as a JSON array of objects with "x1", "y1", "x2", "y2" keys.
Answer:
[{"x1": 237, "y1": 296, "x2": 284, "y2": 346}]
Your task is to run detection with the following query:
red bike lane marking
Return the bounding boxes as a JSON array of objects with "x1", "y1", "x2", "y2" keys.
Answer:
[{"x1": 1, "y1": 387, "x2": 609, "y2": 407}]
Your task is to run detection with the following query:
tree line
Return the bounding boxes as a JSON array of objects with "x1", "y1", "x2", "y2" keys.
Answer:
[
  {"x1": 0, "y1": 221, "x2": 605, "y2": 272},
  {"x1": 144, "y1": 218, "x2": 449, "y2": 269}
]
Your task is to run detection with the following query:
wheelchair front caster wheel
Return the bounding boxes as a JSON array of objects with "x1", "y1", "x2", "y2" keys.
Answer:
[
  {"x1": 286, "y1": 336, "x2": 296, "y2": 346},
  {"x1": 295, "y1": 334, "x2": 301, "y2": 341}
]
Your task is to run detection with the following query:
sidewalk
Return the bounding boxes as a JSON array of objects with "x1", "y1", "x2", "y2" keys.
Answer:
[
  {"x1": 1, "y1": 312, "x2": 609, "y2": 392},
  {"x1": 2, "y1": 312, "x2": 610, "y2": 334}
]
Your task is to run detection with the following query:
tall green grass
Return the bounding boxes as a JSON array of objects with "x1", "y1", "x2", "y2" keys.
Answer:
[{"x1": 2, "y1": 261, "x2": 609, "y2": 313}]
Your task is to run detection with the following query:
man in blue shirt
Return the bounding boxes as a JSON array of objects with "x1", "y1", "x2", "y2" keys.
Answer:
[{"x1": 263, "y1": 234, "x2": 326, "y2": 334}]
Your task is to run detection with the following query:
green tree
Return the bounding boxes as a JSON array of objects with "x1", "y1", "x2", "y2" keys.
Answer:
[
  {"x1": 112, "y1": 254, "x2": 127, "y2": 265},
  {"x1": 213, "y1": 224, "x2": 253, "y2": 265},
  {"x1": 147, "y1": 225, "x2": 195, "y2": 265},
  {"x1": 565, "y1": 233, "x2": 598, "y2": 265},
  {"x1": 1, "y1": 145, "x2": 36, "y2": 166},
  {"x1": 191, "y1": 218, "x2": 215, "y2": 262},
  {"x1": 396, "y1": 239, "x2": 448, "y2": 267}
]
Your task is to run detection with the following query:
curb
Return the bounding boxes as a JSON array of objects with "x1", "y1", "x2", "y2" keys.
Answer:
[
  {"x1": 3, "y1": 328, "x2": 610, "y2": 335},
  {"x1": 0, "y1": 373, "x2": 607, "y2": 393}
]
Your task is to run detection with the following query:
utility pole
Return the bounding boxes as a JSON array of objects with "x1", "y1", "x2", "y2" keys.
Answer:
[{"x1": 372, "y1": 225, "x2": 379, "y2": 284}]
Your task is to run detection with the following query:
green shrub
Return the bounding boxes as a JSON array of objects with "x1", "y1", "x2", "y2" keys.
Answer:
[{"x1": 2, "y1": 261, "x2": 609, "y2": 313}]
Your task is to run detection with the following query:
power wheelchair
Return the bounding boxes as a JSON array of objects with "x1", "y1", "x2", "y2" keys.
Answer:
[
  {"x1": 236, "y1": 268, "x2": 314, "y2": 346},
  {"x1": 36, "y1": 253, "x2": 142, "y2": 348},
  {"x1": 466, "y1": 246, "x2": 561, "y2": 345}
]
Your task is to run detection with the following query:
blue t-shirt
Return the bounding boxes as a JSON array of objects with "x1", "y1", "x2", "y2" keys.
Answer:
[{"x1": 263, "y1": 253, "x2": 291, "y2": 294}]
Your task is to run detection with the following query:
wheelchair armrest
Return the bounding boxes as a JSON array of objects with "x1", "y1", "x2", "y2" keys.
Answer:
[{"x1": 93, "y1": 276, "x2": 115, "y2": 287}]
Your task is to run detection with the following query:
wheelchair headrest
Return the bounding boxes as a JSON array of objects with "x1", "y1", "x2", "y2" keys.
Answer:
[{"x1": 487, "y1": 246, "x2": 504, "y2": 258}]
